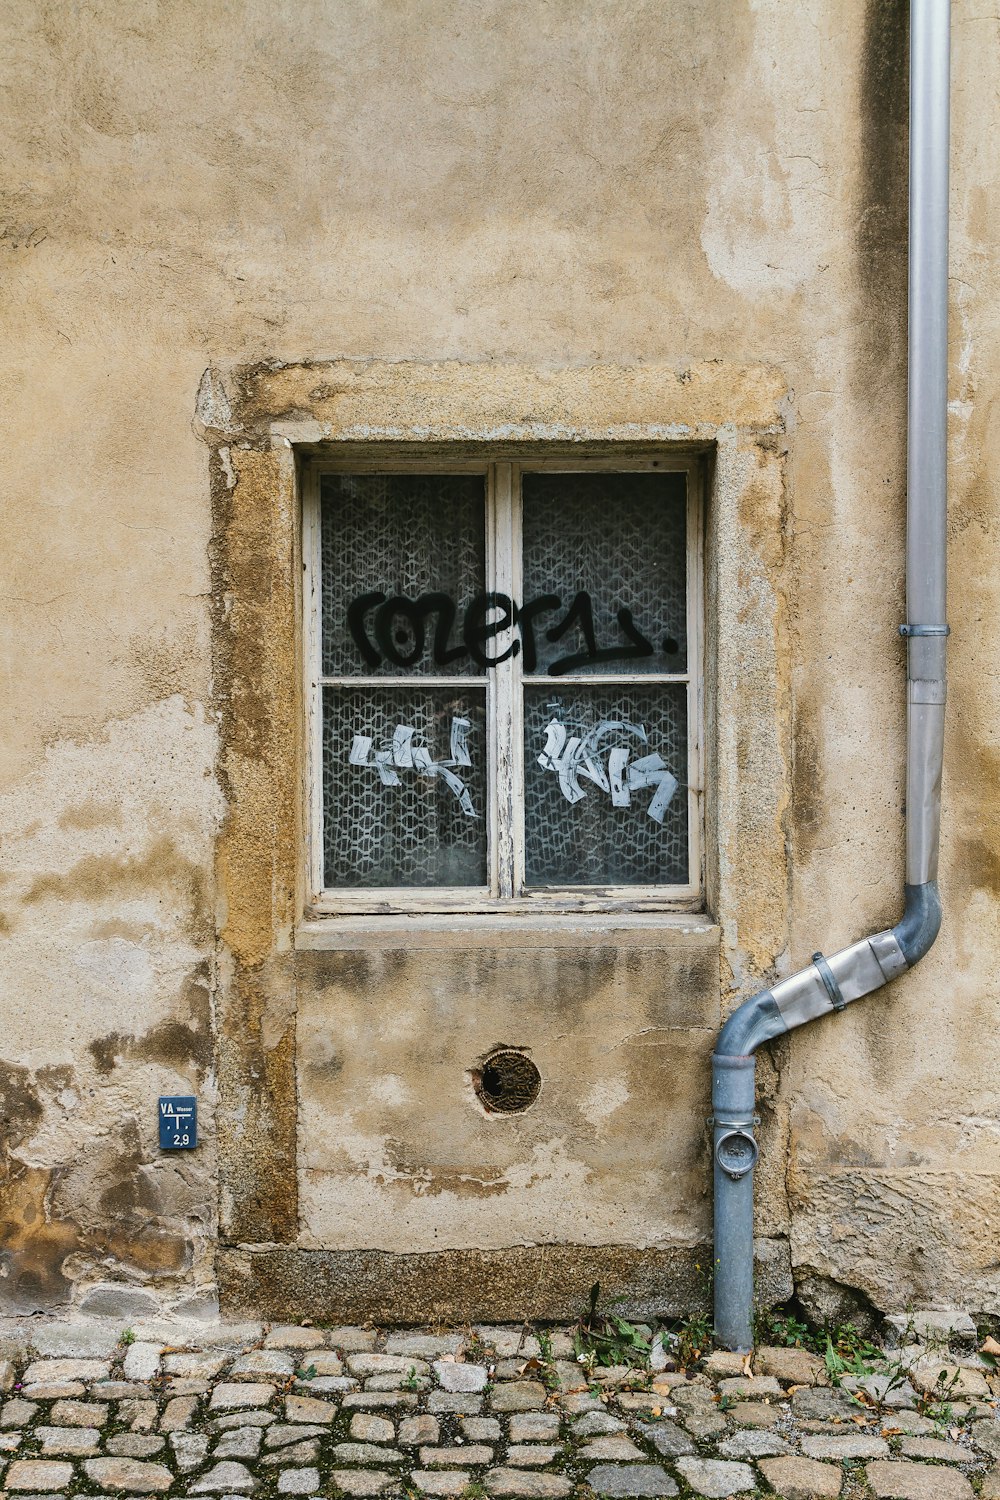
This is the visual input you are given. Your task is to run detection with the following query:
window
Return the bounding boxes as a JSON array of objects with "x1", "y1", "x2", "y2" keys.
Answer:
[{"x1": 302, "y1": 454, "x2": 703, "y2": 911}]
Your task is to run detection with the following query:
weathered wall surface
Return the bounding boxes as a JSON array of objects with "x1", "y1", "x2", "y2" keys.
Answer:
[
  {"x1": 295, "y1": 933, "x2": 719, "y2": 1253},
  {"x1": 0, "y1": 0, "x2": 997, "y2": 1321}
]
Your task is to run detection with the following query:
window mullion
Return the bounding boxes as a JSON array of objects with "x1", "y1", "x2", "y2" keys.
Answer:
[
  {"x1": 510, "y1": 464, "x2": 525, "y2": 894},
  {"x1": 488, "y1": 463, "x2": 519, "y2": 899}
]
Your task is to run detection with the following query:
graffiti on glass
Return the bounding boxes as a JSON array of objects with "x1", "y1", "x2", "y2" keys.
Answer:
[
  {"x1": 537, "y1": 716, "x2": 679, "y2": 824},
  {"x1": 346, "y1": 590, "x2": 681, "y2": 675},
  {"x1": 348, "y1": 715, "x2": 478, "y2": 817}
]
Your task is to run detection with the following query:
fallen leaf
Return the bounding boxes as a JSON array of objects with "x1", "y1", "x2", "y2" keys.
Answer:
[
  {"x1": 881, "y1": 1427, "x2": 902, "y2": 1437},
  {"x1": 949, "y1": 1426, "x2": 961, "y2": 1441},
  {"x1": 981, "y1": 1337, "x2": 1000, "y2": 1358},
  {"x1": 741, "y1": 1354, "x2": 753, "y2": 1376},
  {"x1": 650, "y1": 1407, "x2": 661, "y2": 1418}
]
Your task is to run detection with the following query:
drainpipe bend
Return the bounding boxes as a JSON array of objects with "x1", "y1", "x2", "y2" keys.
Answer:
[
  {"x1": 715, "y1": 881, "x2": 942, "y2": 1061},
  {"x1": 711, "y1": 0, "x2": 950, "y2": 1352}
]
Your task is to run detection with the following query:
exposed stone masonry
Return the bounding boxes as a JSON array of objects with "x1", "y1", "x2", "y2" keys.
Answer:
[{"x1": 0, "y1": 1315, "x2": 996, "y2": 1498}]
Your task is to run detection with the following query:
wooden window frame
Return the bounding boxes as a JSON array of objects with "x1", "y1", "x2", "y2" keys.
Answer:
[{"x1": 302, "y1": 450, "x2": 705, "y2": 916}]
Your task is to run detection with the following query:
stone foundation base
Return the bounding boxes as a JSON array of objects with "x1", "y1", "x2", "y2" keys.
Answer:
[{"x1": 217, "y1": 1238, "x2": 793, "y2": 1324}]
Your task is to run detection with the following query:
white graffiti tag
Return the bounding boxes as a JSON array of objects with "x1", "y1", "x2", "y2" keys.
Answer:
[
  {"x1": 349, "y1": 715, "x2": 478, "y2": 817},
  {"x1": 537, "y1": 717, "x2": 678, "y2": 824}
]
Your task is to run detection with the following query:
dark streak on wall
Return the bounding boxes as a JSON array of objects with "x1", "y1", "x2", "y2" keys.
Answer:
[{"x1": 857, "y1": 0, "x2": 909, "y2": 381}]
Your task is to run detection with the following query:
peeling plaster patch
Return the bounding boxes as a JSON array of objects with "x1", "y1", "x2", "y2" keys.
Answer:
[
  {"x1": 0, "y1": 1163, "x2": 83, "y2": 1311},
  {"x1": 0, "y1": 1063, "x2": 45, "y2": 1159},
  {"x1": 300, "y1": 1137, "x2": 608, "y2": 1252},
  {"x1": 369, "y1": 1074, "x2": 410, "y2": 1107},
  {"x1": 73, "y1": 938, "x2": 156, "y2": 1001},
  {"x1": 194, "y1": 366, "x2": 235, "y2": 436},
  {"x1": 701, "y1": 3, "x2": 831, "y2": 296},
  {"x1": 580, "y1": 1076, "x2": 631, "y2": 1127},
  {"x1": 503, "y1": 1138, "x2": 592, "y2": 1196},
  {"x1": 218, "y1": 445, "x2": 236, "y2": 489},
  {"x1": 704, "y1": 148, "x2": 815, "y2": 294},
  {"x1": 301, "y1": 1119, "x2": 405, "y2": 1183}
]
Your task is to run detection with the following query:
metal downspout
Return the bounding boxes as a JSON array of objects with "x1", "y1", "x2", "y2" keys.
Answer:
[{"x1": 711, "y1": 0, "x2": 951, "y2": 1351}]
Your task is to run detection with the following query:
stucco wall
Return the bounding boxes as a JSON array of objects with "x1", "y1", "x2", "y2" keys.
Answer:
[{"x1": 0, "y1": 0, "x2": 997, "y2": 1323}]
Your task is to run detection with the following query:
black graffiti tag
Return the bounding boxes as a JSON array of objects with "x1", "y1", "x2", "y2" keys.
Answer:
[{"x1": 347, "y1": 590, "x2": 680, "y2": 676}]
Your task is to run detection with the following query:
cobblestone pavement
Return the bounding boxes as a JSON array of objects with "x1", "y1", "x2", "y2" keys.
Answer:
[{"x1": 0, "y1": 1314, "x2": 997, "y2": 1499}]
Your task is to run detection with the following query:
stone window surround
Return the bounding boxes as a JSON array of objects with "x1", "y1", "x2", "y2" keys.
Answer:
[{"x1": 196, "y1": 358, "x2": 793, "y2": 1315}]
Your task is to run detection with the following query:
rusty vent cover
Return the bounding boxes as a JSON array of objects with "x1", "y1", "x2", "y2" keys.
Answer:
[{"x1": 474, "y1": 1050, "x2": 542, "y2": 1114}]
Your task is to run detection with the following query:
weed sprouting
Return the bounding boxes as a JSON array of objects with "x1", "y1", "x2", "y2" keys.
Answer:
[
  {"x1": 754, "y1": 1307, "x2": 811, "y2": 1348},
  {"x1": 573, "y1": 1282, "x2": 651, "y2": 1369}
]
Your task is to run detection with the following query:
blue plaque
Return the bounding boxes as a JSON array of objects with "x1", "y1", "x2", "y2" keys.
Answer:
[{"x1": 159, "y1": 1096, "x2": 197, "y2": 1150}]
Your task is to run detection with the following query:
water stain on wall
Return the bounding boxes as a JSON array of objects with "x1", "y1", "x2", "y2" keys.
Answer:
[
  {"x1": 23, "y1": 835, "x2": 207, "y2": 932},
  {"x1": 959, "y1": 835, "x2": 1000, "y2": 894},
  {"x1": 0, "y1": 1063, "x2": 44, "y2": 1157}
]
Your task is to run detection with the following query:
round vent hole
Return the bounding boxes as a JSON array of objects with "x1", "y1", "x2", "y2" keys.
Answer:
[{"x1": 474, "y1": 1050, "x2": 541, "y2": 1114}]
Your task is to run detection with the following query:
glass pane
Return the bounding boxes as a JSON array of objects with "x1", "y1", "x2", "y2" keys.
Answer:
[
  {"x1": 323, "y1": 686, "x2": 488, "y2": 888},
  {"x1": 521, "y1": 471, "x2": 687, "y2": 676},
  {"x1": 321, "y1": 473, "x2": 486, "y2": 676},
  {"x1": 523, "y1": 684, "x2": 688, "y2": 886}
]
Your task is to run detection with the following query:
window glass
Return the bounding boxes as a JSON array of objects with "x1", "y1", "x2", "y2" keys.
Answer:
[
  {"x1": 321, "y1": 473, "x2": 486, "y2": 676},
  {"x1": 520, "y1": 471, "x2": 687, "y2": 676},
  {"x1": 522, "y1": 683, "x2": 688, "y2": 886},
  {"x1": 323, "y1": 685, "x2": 488, "y2": 887}
]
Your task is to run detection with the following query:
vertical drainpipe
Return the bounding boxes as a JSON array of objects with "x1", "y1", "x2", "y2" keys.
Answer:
[{"x1": 710, "y1": 0, "x2": 951, "y2": 1352}]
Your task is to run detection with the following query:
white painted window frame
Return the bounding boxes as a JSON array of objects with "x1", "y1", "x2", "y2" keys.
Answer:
[{"x1": 302, "y1": 451, "x2": 704, "y2": 915}]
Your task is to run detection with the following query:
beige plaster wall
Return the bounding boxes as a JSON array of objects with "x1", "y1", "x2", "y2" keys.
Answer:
[{"x1": 0, "y1": 0, "x2": 997, "y2": 1321}]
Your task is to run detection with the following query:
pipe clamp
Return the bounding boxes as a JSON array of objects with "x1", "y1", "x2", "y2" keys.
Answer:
[
  {"x1": 899, "y1": 623, "x2": 950, "y2": 636},
  {"x1": 715, "y1": 1129, "x2": 759, "y2": 1181},
  {"x1": 812, "y1": 951, "x2": 847, "y2": 1011}
]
